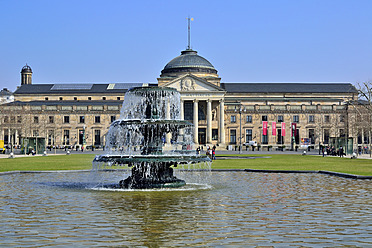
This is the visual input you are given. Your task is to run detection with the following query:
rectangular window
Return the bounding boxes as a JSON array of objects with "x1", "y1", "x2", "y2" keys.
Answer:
[
  {"x1": 17, "y1": 116, "x2": 22, "y2": 123},
  {"x1": 340, "y1": 129, "x2": 345, "y2": 137},
  {"x1": 324, "y1": 129, "x2": 330, "y2": 144},
  {"x1": 184, "y1": 101, "x2": 193, "y2": 121},
  {"x1": 34, "y1": 116, "x2": 39, "y2": 124},
  {"x1": 63, "y1": 130, "x2": 70, "y2": 145},
  {"x1": 364, "y1": 130, "x2": 370, "y2": 144},
  {"x1": 59, "y1": 97, "x2": 63, "y2": 101},
  {"x1": 340, "y1": 115, "x2": 345, "y2": 122},
  {"x1": 295, "y1": 129, "x2": 300, "y2": 144},
  {"x1": 309, "y1": 129, "x2": 315, "y2": 144},
  {"x1": 4, "y1": 116, "x2": 8, "y2": 123},
  {"x1": 230, "y1": 129, "x2": 236, "y2": 144},
  {"x1": 212, "y1": 129, "x2": 218, "y2": 140},
  {"x1": 64, "y1": 116, "x2": 70, "y2": 124},
  {"x1": 262, "y1": 133, "x2": 268, "y2": 144},
  {"x1": 102, "y1": 97, "x2": 106, "y2": 100},
  {"x1": 33, "y1": 130, "x2": 39, "y2": 137},
  {"x1": 357, "y1": 131, "x2": 363, "y2": 144},
  {"x1": 79, "y1": 116, "x2": 85, "y2": 123},
  {"x1": 45, "y1": 97, "x2": 49, "y2": 101},
  {"x1": 277, "y1": 115, "x2": 284, "y2": 122},
  {"x1": 245, "y1": 129, "x2": 252, "y2": 142},
  {"x1": 324, "y1": 115, "x2": 330, "y2": 123},
  {"x1": 48, "y1": 130, "x2": 54, "y2": 145},
  {"x1": 10, "y1": 116, "x2": 15, "y2": 123},
  {"x1": 262, "y1": 115, "x2": 268, "y2": 121},
  {"x1": 246, "y1": 115, "x2": 252, "y2": 123},
  {"x1": 74, "y1": 97, "x2": 77, "y2": 100},
  {"x1": 49, "y1": 116, "x2": 54, "y2": 123},
  {"x1": 117, "y1": 97, "x2": 121, "y2": 100},
  {"x1": 293, "y1": 115, "x2": 299, "y2": 123},
  {"x1": 88, "y1": 97, "x2": 92, "y2": 100},
  {"x1": 309, "y1": 115, "x2": 315, "y2": 123},
  {"x1": 95, "y1": 116, "x2": 101, "y2": 123},
  {"x1": 231, "y1": 115, "x2": 236, "y2": 123},
  {"x1": 94, "y1": 130, "x2": 101, "y2": 146},
  {"x1": 277, "y1": 129, "x2": 283, "y2": 144},
  {"x1": 111, "y1": 115, "x2": 116, "y2": 123}
]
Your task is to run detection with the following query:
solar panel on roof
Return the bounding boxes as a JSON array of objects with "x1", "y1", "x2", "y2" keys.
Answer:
[
  {"x1": 51, "y1": 84, "x2": 93, "y2": 91},
  {"x1": 109, "y1": 83, "x2": 143, "y2": 90}
]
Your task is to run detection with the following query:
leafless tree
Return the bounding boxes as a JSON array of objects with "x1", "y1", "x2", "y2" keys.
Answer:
[{"x1": 354, "y1": 81, "x2": 372, "y2": 157}]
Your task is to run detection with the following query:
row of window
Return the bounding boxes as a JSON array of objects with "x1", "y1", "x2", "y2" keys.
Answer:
[
  {"x1": 45, "y1": 129, "x2": 102, "y2": 146},
  {"x1": 229, "y1": 128, "x2": 346, "y2": 145},
  {"x1": 28, "y1": 115, "x2": 117, "y2": 124},
  {"x1": 45, "y1": 96, "x2": 122, "y2": 101},
  {"x1": 230, "y1": 115, "x2": 345, "y2": 124}
]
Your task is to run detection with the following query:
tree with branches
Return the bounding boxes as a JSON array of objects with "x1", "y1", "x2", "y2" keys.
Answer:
[{"x1": 354, "y1": 81, "x2": 372, "y2": 157}]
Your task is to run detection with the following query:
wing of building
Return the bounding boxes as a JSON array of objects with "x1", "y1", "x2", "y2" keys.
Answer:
[{"x1": 1, "y1": 48, "x2": 363, "y2": 154}]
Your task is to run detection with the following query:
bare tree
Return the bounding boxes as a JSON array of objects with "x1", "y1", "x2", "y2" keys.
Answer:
[{"x1": 354, "y1": 81, "x2": 372, "y2": 157}]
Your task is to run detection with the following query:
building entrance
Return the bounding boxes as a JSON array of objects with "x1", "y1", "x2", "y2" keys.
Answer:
[{"x1": 198, "y1": 128, "x2": 206, "y2": 145}]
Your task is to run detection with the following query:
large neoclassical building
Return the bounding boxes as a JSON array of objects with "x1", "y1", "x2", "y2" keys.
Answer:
[{"x1": 0, "y1": 48, "x2": 363, "y2": 153}]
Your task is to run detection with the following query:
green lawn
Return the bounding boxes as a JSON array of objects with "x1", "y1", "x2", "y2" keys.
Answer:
[
  {"x1": 0, "y1": 154, "x2": 371, "y2": 176},
  {"x1": 213, "y1": 154, "x2": 372, "y2": 176},
  {"x1": 0, "y1": 154, "x2": 96, "y2": 172}
]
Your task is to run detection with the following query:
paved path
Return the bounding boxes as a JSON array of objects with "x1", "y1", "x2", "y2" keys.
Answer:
[{"x1": 1, "y1": 149, "x2": 371, "y2": 159}]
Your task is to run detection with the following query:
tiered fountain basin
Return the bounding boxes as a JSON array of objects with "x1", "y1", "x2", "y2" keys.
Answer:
[{"x1": 94, "y1": 86, "x2": 210, "y2": 189}]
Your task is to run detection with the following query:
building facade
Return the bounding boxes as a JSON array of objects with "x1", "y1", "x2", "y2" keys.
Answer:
[{"x1": 0, "y1": 48, "x2": 363, "y2": 153}]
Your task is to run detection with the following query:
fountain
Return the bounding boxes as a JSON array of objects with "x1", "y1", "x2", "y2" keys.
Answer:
[{"x1": 93, "y1": 86, "x2": 210, "y2": 189}]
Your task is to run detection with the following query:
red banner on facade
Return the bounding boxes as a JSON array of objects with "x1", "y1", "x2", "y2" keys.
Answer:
[
  {"x1": 291, "y1": 123, "x2": 297, "y2": 136},
  {"x1": 262, "y1": 121, "x2": 268, "y2": 135},
  {"x1": 281, "y1": 122, "x2": 286, "y2": 136},
  {"x1": 272, "y1": 121, "x2": 276, "y2": 136}
]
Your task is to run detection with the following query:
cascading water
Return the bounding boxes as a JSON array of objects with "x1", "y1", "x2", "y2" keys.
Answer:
[{"x1": 93, "y1": 87, "x2": 211, "y2": 189}]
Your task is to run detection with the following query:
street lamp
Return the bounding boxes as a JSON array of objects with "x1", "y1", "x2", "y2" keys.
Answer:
[{"x1": 235, "y1": 104, "x2": 246, "y2": 154}]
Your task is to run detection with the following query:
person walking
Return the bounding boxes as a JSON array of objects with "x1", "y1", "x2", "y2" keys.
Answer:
[
  {"x1": 339, "y1": 146, "x2": 344, "y2": 158},
  {"x1": 212, "y1": 148, "x2": 216, "y2": 160}
]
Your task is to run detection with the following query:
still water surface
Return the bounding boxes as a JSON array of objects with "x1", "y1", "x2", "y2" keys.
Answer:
[{"x1": 0, "y1": 171, "x2": 371, "y2": 247}]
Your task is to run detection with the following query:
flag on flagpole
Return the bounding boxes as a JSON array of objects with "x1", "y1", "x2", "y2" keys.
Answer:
[
  {"x1": 263, "y1": 121, "x2": 268, "y2": 135},
  {"x1": 272, "y1": 122, "x2": 276, "y2": 136}
]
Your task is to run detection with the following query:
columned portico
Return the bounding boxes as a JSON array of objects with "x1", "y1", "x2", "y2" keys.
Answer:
[{"x1": 193, "y1": 99, "x2": 198, "y2": 144}]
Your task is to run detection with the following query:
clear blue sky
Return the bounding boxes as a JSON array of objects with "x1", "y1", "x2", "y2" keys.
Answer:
[{"x1": 1, "y1": 0, "x2": 372, "y2": 91}]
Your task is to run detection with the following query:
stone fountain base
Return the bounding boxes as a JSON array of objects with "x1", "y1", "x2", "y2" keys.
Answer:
[{"x1": 119, "y1": 162, "x2": 186, "y2": 189}]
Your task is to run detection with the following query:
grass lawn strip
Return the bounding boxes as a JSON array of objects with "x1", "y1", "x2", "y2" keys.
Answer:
[{"x1": 0, "y1": 154, "x2": 371, "y2": 176}]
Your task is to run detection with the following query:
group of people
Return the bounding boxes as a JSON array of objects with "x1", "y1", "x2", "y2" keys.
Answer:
[
  {"x1": 322, "y1": 145, "x2": 345, "y2": 157},
  {"x1": 358, "y1": 146, "x2": 370, "y2": 155},
  {"x1": 196, "y1": 145, "x2": 216, "y2": 160}
]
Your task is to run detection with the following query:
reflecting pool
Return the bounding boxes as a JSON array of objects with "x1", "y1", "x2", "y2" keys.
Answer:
[{"x1": 0, "y1": 171, "x2": 371, "y2": 247}]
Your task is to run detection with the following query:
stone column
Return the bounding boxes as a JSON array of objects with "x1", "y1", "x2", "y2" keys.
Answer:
[
  {"x1": 219, "y1": 100, "x2": 225, "y2": 144},
  {"x1": 193, "y1": 99, "x2": 199, "y2": 144},
  {"x1": 180, "y1": 99, "x2": 184, "y2": 120},
  {"x1": 207, "y1": 99, "x2": 212, "y2": 143},
  {"x1": 179, "y1": 99, "x2": 184, "y2": 142},
  {"x1": 15, "y1": 129, "x2": 18, "y2": 145},
  {"x1": 8, "y1": 128, "x2": 11, "y2": 144}
]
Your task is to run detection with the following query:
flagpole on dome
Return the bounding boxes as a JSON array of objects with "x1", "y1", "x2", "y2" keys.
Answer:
[{"x1": 187, "y1": 16, "x2": 194, "y2": 50}]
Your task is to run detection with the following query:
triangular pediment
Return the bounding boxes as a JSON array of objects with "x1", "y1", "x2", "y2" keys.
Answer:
[{"x1": 161, "y1": 74, "x2": 225, "y2": 92}]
